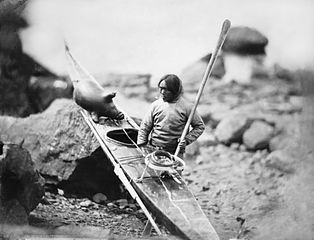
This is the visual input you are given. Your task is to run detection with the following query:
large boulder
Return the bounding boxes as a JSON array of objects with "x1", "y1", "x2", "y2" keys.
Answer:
[
  {"x1": 243, "y1": 120, "x2": 275, "y2": 150},
  {"x1": 0, "y1": 99, "x2": 98, "y2": 183},
  {"x1": 222, "y1": 26, "x2": 269, "y2": 84},
  {"x1": 0, "y1": 99, "x2": 124, "y2": 198},
  {"x1": 265, "y1": 150, "x2": 295, "y2": 174},
  {"x1": 0, "y1": 141, "x2": 45, "y2": 224},
  {"x1": 214, "y1": 114, "x2": 252, "y2": 144},
  {"x1": 222, "y1": 26, "x2": 268, "y2": 55},
  {"x1": 0, "y1": 12, "x2": 35, "y2": 117}
]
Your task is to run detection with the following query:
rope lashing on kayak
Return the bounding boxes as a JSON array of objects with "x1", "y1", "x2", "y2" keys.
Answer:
[
  {"x1": 111, "y1": 120, "x2": 145, "y2": 156},
  {"x1": 111, "y1": 121, "x2": 185, "y2": 183}
]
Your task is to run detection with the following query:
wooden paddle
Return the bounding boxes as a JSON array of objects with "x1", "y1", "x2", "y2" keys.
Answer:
[{"x1": 174, "y1": 19, "x2": 231, "y2": 157}]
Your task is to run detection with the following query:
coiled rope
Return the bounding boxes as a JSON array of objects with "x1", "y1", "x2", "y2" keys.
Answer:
[{"x1": 112, "y1": 120, "x2": 183, "y2": 171}]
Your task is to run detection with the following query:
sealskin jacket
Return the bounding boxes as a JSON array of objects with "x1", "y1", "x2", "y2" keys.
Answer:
[{"x1": 137, "y1": 97, "x2": 205, "y2": 154}]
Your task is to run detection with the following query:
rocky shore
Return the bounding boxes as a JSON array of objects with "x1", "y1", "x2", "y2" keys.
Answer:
[{"x1": 1, "y1": 4, "x2": 314, "y2": 239}]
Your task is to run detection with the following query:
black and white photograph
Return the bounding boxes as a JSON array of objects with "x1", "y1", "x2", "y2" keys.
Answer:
[{"x1": 0, "y1": 0, "x2": 313, "y2": 239}]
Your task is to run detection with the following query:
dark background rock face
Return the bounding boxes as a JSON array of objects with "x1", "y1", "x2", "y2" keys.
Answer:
[
  {"x1": 0, "y1": 6, "x2": 73, "y2": 118},
  {"x1": 0, "y1": 12, "x2": 35, "y2": 117},
  {"x1": 27, "y1": 65, "x2": 73, "y2": 113},
  {"x1": 0, "y1": 0, "x2": 29, "y2": 15}
]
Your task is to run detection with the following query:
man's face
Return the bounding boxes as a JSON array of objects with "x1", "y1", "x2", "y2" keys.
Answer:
[{"x1": 159, "y1": 80, "x2": 175, "y2": 102}]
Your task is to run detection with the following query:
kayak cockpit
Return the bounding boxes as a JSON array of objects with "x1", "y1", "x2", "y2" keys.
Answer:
[{"x1": 106, "y1": 128, "x2": 138, "y2": 147}]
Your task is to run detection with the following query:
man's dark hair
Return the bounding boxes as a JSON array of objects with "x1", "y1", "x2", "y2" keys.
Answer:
[{"x1": 158, "y1": 74, "x2": 183, "y2": 96}]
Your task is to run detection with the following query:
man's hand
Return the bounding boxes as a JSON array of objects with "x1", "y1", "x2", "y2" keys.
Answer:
[
  {"x1": 138, "y1": 143, "x2": 147, "y2": 155},
  {"x1": 140, "y1": 145, "x2": 146, "y2": 152},
  {"x1": 177, "y1": 138, "x2": 186, "y2": 153}
]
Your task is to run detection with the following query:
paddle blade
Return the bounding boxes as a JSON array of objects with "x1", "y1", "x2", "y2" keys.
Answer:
[{"x1": 222, "y1": 19, "x2": 231, "y2": 35}]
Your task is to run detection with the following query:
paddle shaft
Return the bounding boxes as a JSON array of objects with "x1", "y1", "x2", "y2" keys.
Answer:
[{"x1": 174, "y1": 19, "x2": 231, "y2": 156}]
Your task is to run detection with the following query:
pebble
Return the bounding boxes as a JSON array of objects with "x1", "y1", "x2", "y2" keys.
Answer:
[
  {"x1": 116, "y1": 199, "x2": 128, "y2": 208},
  {"x1": 57, "y1": 188, "x2": 64, "y2": 196},
  {"x1": 79, "y1": 200, "x2": 93, "y2": 207},
  {"x1": 107, "y1": 202, "x2": 117, "y2": 208},
  {"x1": 92, "y1": 193, "x2": 108, "y2": 203}
]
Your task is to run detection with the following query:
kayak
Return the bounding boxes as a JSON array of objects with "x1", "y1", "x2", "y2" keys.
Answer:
[
  {"x1": 81, "y1": 110, "x2": 219, "y2": 240},
  {"x1": 65, "y1": 44, "x2": 220, "y2": 240}
]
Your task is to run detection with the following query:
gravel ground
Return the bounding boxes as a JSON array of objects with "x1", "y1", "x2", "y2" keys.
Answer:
[{"x1": 29, "y1": 142, "x2": 287, "y2": 240}]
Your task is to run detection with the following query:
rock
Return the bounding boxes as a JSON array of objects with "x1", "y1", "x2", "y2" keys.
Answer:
[
  {"x1": 0, "y1": 99, "x2": 98, "y2": 182},
  {"x1": 289, "y1": 96, "x2": 303, "y2": 110},
  {"x1": 57, "y1": 189, "x2": 64, "y2": 196},
  {"x1": 107, "y1": 202, "x2": 117, "y2": 208},
  {"x1": 214, "y1": 114, "x2": 251, "y2": 144},
  {"x1": 273, "y1": 64, "x2": 296, "y2": 82},
  {"x1": 116, "y1": 199, "x2": 128, "y2": 208},
  {"x1": 269, "y1": 131, "x2": 296, "y2": 152},
  {"x1": 222, "y1": 26, "x2": 268, "y2": 55},
  {"x1": 239, "y1": 144, "x2": 247, "y2": 152},
  {"x1": 221, "y1": 26, "x2": 268, "y2": 84},
  {"x1": 223, "y1": 54, "x2": 265, "y2": 84},
  {"x1": 243, "y1": 120, "x2": 275, "y2": 150},
  {"x1": 265, "y1": 150, "x2": 295, "y2": 174},
  {"x1": 92, "y1": 193, "x2": 108, "y2": 204},
  {"x1": 0, "y1": 141, "x2": 45, "y2": 224},
  {"x1": 79, "y1": 200, "x2": 93, "y2": 207},
  {"x1": 230, "y1": 143, "x2": 240, "y2": 150},
  {"x1": 0, "y1": 200, "x2": 28, "y2": 225},
  {"x1": 0, "y1": 99, "x2": 123, "y2": 199}
]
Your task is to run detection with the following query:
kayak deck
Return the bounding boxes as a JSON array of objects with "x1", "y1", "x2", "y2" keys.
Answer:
[{"x1": 81, "y1": 110, "x2": 219, "y2": 240}]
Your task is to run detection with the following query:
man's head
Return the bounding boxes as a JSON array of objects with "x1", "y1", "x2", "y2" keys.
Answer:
[{"x1": 158, "y1": 74, "x2": 183, "y2": 102}]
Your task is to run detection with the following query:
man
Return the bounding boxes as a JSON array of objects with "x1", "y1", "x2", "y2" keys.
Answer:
[{"x1": 137, "y1": 74, "x2": 205, "y2": 159}]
